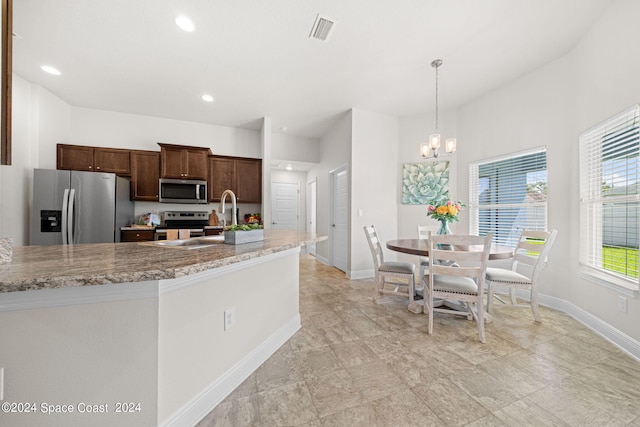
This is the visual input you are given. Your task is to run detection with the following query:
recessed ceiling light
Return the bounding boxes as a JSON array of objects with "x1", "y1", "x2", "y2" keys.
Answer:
[
  {"x1": 175, "y1": 15, "x2": 195, "y2": 32},
  {"x1": 41, "y1": 65, "x2": 61, "y2": 76},
  {"x1": 280, "y1": 126, "x2": 288, "y2": 132},
  {"x1": 286, "y1": 164, "x2": 293, "y2": 171},
  {"x1": 201, "y1": 94, "x2": 214, "y2": 102}
]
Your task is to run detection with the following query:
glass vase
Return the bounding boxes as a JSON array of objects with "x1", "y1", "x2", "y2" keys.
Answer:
[{"x1": 437, "y1": 220, "x2": 452, "y2": 235}]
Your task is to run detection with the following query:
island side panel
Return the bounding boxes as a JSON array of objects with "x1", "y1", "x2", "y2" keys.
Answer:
[
  {"x1": 0, "y1": 296, "x2": 159, "y2": 427},
  {"x1": 158, "y1": 249, "x2": 301, "y2": 424}
]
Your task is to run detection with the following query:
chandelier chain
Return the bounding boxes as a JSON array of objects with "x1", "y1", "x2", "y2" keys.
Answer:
[{"x1": 434, "y1": 63, "x2": 439, "y2": 132}]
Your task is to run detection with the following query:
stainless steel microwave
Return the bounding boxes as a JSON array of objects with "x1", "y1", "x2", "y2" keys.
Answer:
[{"x1": 159, "y1": 179, "x2": 208, "y2": 204}]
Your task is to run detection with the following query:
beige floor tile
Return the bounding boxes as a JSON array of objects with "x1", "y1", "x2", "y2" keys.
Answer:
[
  {"x1": 196, "y1": 256, "x2": 640, "y2": 427},
  {"x1": 526, "y1": 381, "x2": 629, "y2": 426},
  {"x1": 476, "y1": 353, "x2": 550, "y2": 396},
  {"x1": 464, "y1": 413, "x2": 510, "y2": 427},
  {"x1": 296, "y1": 346, "x2": 344, "y2": 380},
  {"x1": 449, "y1": 366, "x2": 525, "y2": 411},
  {"x1": 412, "y1": 377, "x2": 491, "y2": 426},
  {"x1": 330, "y1": 339, "x2": 380, "y2": 368},
  {"x1": 288, "y1": 326, "x2": 333, "y2": 352},
  {"x1": 196, "y1": 394, "x2": 259, "y2": 427},
  {"x1": 316, "y1": 322, "x2": 360, "y2": 345},
  {"x1": 305, "y1": 368, "x2": 365, "y2": 417},
  {"x1": 257, "y1": 381, "x2": 319, "y2": 426},
  {"x1": 492, "y1": 399, "x2": 569, "y2": 426},
  {"x1": 370, "y1": 387, "x2": 443, "y2": 426},
  {"x1": 346, "y1": 360, "x2": 407, "y2": 401},
  {"x1": 443, "y1": 333, "x2": 522, "y2": 366},
  {"x1": 256, "y1": 344, "x2": 306, "y2": 392},
  {"x1": 528, "y1": 334, "x2": 617, "y2": 373},
  {"x1": 318, "y1": 403, "x2": 379, "y2": 426}
]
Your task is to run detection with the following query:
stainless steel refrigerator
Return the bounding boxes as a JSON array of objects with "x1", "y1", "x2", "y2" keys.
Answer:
[{"x1": 30, "y1": 169, "x2": 134, "y2": 245}]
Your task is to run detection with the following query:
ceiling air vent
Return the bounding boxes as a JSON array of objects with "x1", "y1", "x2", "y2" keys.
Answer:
[{"x1": 309, "y1": 14, "x2": 336, "y2": 42}]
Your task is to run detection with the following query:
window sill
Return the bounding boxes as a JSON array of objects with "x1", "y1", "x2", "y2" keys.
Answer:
[{"x1": 577, "y1": 267, "x2": 638, "y2": 297}]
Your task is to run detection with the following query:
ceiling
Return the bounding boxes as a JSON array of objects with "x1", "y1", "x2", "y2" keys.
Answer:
[{"x1": 13, "y1": 0, "x2": 614, "y2": 139}]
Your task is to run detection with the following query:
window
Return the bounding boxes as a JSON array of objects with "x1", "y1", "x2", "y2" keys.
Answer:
[
  {"x1": 469, "y1": 147, "x2": 547, "y2": 248},
  {"x1": 579, "y1": 105, "x2": 639, "y2": 290}
]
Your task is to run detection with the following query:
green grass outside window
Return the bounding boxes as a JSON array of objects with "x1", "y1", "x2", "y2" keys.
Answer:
[{"x1": 602, "y1": 246, "x2": 639, "y2": 279}]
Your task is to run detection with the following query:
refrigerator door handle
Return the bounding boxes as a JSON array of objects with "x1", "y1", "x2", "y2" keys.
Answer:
[
  {"x1": 61, "y1": 189, "x2": 70, "y2": 245},
  {"x1": 67, "y1": 189, "x2": 76, "y2": 244}
]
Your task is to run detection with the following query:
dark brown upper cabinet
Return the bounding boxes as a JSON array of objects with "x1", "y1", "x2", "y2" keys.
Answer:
[
  {"x1": 57, "y1": 144, "x2": 131, "y2": 175},
  {"x1": 158, "y1": 143, "x2": 211, "y2": 180}
]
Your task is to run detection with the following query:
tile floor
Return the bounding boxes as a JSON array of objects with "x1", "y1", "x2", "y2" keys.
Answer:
[{"x1": 198, "y1": 255, "x2": 640, "y2": 426}]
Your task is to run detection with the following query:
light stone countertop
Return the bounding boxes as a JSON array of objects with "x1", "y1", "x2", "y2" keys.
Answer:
[{"x1": 0, "y1": 230, "x2": 326, "y2": 294}]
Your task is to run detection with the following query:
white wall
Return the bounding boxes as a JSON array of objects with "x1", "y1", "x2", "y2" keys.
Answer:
[
  {"x1": 272, "y1": 132, "x2": 320, "y2": 164},
  {"x1": 454, "y1": 0, "x2": 640, "y2": 343},
  {"x1": 350, "y1": 109, "x2": 400, "y2": 276},
  {"x1": 0, "y1": 75, "x2": 42, "y2": 246},
  {"x1": 306, "y1": 111, "x2": 352, "y2": 263},
  {"x1": 68, "y1": 107, "x2": 261, "y2": 158}
]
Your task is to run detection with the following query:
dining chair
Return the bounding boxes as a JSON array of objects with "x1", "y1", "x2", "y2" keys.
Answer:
[
  {"x1": 486, "y1": 229, "x2": 558, "y2": 322},
  {"x1": 417, "y1": 224, "x2": 440, "y2": 284},
  {"x1": 426, "y1": 232, "x2": 492, "y2": 343},
  {"x1": 363, "y1": 225, "x2": 418, "y2": 311}
]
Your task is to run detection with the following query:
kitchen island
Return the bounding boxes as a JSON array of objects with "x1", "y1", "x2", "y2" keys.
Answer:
[{"x1": 0, "y1": 230, "x2": 325, "y2": 427}]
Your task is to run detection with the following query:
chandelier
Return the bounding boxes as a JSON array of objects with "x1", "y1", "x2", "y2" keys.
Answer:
[{"x1": 420, "y1": 59, "x2": 456, "y2": 159}]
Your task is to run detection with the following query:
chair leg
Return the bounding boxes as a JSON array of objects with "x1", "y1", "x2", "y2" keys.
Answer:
[
  {"x1": 373, "y1": 275, "x2": 383, "y2": 299},
  {"x1": 509, "y1": 288, "x2": 517, "y2": 305},
  {"x1": 486, "y1": 282, "x2": 494, "y2": 314},
  {"x1": 426, "y1": 283, "x2": 433, "y2": 335},
  {"x1": 530, "y1": 287, "x2": 542, "y2": 322},
  {"x1": 477, "y1": 297, "x2": 486, "y2": 343}
]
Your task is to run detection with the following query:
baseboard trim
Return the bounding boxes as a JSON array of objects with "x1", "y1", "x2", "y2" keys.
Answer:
[
  {"x1": 159, "y1": 314, "x2": 302, "y2": 427},
  {"x1": 349, "y1": 269, "x2": 373, "y2": 280},
  {"x1": 315, "y1": 254, "x2": 329, "y2": 265},
  {"x1": 499, "y1": 288, "x2": 640, "y2": 362},
  {"x1": 536, "y1": 293, "x2": 640, "y2": 362}
]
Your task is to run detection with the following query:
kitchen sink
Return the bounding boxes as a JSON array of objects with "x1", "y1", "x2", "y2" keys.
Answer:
[{"x1": 143, "y1": 235, "x2": 224, "y2": 250}]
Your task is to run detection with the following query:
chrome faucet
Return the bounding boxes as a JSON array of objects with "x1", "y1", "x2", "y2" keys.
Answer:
[{"x1": 219, "y1": 189, "x2": 237, "y2": 226}]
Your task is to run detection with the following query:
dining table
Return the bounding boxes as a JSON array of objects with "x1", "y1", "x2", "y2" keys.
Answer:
[
  {"x1": 385, "y1": 238, "x2": 514, "y2": 317},
  {"x1": 386, "y1": 238, "x2": 514, "y2": 260}
]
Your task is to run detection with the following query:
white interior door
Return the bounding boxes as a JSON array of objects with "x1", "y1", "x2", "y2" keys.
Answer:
[
  {"x1": 271, "y1": 182, "x2": 299, "y2": 229},
  {"x1": 307, "y1": 180, "x2": 317, "y2": 256},
  {"x1": 331, "y1": 166, "x2": 349, "y2": 272}
]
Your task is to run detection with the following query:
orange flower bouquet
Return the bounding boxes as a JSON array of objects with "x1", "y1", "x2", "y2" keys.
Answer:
[{"x1": 427, "y1": 200, "x2": 465, "y2": 234}]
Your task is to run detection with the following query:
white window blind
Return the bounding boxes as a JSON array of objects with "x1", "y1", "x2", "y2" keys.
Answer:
[
  {"x1": 469, "y1": 147, "x2": 547, "y2": 248},
  {"x1": 579, "y1": 105, "x2": 639, "y2": 289}
]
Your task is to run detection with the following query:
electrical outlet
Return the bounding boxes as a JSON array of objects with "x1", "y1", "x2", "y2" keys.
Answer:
[
  {"x1": 618, "y1": 296, "x2": 627, "y2": 313},
  {"x1": 224, "y1": 307, "x2": 236, "y2": 330}
]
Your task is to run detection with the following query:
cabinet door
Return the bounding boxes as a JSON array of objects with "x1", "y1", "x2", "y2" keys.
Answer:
[
  {"x1": 131, "y1": 151, "x2": 160, "y2": 201},
  {"x1": 185, "y1": 149, "x2": 208, "y2": 180},
  {"x1": 160, "y1": 146, "x2": 186, "y2": 178},
  {"x1": 235, "y1": 159, "x2": 262, "y2": 203},
  {"x1": 57, "y1": 144, "x2": 94, "y2": 171},
  {"x1": 94, "y1": 147, "x2": 131, "y2": 175},
  {"x1": 208, "y1": 157, "x2": 235, "y2": 201}
]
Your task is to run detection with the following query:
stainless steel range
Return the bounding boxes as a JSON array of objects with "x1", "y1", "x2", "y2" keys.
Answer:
[{"x1": 156, "y1": 211, "x2": 210, "y2": 238}]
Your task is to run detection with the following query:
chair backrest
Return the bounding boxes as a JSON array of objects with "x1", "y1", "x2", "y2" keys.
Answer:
[
  {"x1": 363, "y1": 225, "x2": 384, "y2": 269},
  {"x1": 428, "y1": 233, "x2": 492, "y2": 283},
  {"x1": 417, "y1": 224, "x2": 439, "y2": 240},
  {"x1": 512, "y1": 229, "x2": 558, "y2": 278}
]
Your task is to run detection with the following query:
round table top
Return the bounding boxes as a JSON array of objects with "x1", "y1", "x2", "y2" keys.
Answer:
[{"x1": 386, "y1": 238, "x2": 514, "y2": 260}]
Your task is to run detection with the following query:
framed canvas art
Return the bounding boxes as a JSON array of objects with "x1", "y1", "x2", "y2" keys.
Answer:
[{"x1": 402, "y1": 161, "x2": 449, "y2": 205}]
